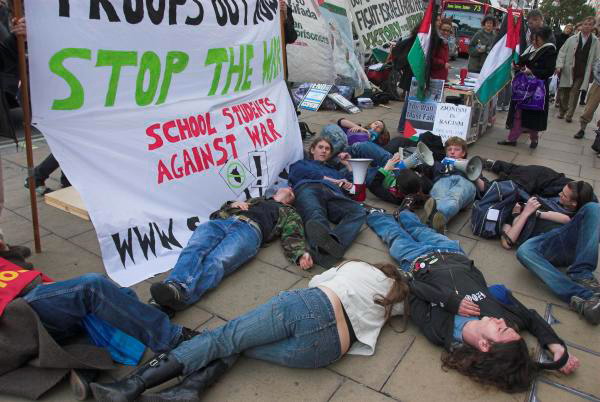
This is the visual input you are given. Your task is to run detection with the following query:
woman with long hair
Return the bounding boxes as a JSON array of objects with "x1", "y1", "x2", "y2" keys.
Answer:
[{"x1": 90, "y1": 260, "x2": 408, "y2": 401}]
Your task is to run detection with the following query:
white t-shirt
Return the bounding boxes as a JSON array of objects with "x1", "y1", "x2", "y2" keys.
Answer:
[{"x1": 308, "y1": 261, "x2": 404, "y2": 356}]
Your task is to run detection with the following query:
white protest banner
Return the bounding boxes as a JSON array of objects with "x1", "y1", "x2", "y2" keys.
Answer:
[
  {"x1": 432, "y1": 103, "x2": 472, "y2": 143},
  {"x1": 287, "y1": 0, "x2": 336, "y2": 83},
  {"x1": 349, "y1": 0, "x2": 426, "y2": 50},
  {"x1": 26, "y1": 0, "x2": 303, "y2": 286}
]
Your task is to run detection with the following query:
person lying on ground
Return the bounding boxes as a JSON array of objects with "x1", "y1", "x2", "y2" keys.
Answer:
[
  {"x1": 150, "y1": 187, "x2": 312, "y2": 313},
  {"x1": 288, "y1": 137, "x2": 365, "y2": 267},
  {"x1": 500, "y1": 181, "x2": 594, "y2": 250},
  {"x1": 90, "y1": 260, "x2": 408, "y2": 402},
  {"x1": 0, "y1": 270, "x2": 198, "y2": 400},
  {"x1": 420, "y1": 137, "x2": 486, "y2": 234},
  {"x1": 336, "y1": 118, "x2": 390, "y2": 146},
  {"x1": 516, "y1": 198, "x2": 600, "y2": 325},
  {"x1": 365, "y1": 207, "x2": 579, "y2": 392}
]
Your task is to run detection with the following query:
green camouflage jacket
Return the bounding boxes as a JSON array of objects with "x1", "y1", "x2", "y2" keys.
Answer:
[{"x1": 210, "y1": 197, "x2": 307, "y2": 264}]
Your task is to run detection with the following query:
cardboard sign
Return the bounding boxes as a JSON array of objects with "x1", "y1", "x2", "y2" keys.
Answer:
[
  {"x1": 327, "y1": 93, "x2": 361, "y2": 113},
  {"x1": 432, "y1": 103, "x2": 472, "y2": 142},
  {"x1": 299, "y1": 84, "x2": 333, "y2": 111}
]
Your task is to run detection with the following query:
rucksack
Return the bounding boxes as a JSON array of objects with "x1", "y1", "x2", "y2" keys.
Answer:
[{"x1": 471, "y1": 180, "x2": 519, "y2": 238}]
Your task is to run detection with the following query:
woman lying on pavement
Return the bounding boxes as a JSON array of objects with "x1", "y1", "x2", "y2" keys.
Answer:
[
  {"x1": 90, "y1": 260, "x2": 408, "y2": 402},
  {"x1": 366, "y1": 207, "x2": 579, "y2": 392}
]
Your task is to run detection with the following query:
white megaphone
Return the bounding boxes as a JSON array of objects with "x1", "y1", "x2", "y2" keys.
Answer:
[
  {"x1": 442, "y1": 156, "x2": 483, "y2": 181},
  {"x1": 347, "y1": 158, "x2": 372, "y2": 202},
  {"x1": 395, "y1": 142, "x2": 434, "y2": 169}
]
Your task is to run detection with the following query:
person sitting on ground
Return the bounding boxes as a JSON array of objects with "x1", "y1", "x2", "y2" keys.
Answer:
[
  {"x1": 90, "y1": 260, "x2": 408, "y2": 402},
  {"x1": 499, "y1": 181, "x2": 594, "y2": 250},
  {"x1": 516, "y1": 195, "x2": 600, "y2": 325},
  {"x1": 365, "y1": 207, "x2": 579, "y2": 392},
  {"x1": 150, "y1": 187, "x2": 312, "y2": 312},
  {"x1": 421, "y1": 137, "x2": 486, "y2": 234},
  {"x1": 288, "y1": 137, "x2": 366, "y2": 267},
  {"x1": 0, "y1": 269, "x2": 199, "y2": 400}
]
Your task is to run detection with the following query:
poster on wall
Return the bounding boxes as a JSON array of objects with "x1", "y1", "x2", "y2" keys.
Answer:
[
  {"x1": 26, "y1": 0, "x2": 303, "y2": 286},
  {"x1": 348, "y1": 0, "x2": 426, "y2": 50}
]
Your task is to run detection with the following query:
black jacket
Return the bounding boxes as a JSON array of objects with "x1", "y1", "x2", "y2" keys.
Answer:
[
  {"x1": 409, "y1": 253, "x2": 565, "y2": 355},
  {"x1": 506, "y1": 44, "x2": 557, "y2": 132},
  {"x1": 490, "y1": 161, "x2": 571, "y2": 198}
]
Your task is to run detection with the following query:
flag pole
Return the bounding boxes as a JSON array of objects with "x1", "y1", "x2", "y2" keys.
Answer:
[
  {"x1": 280, "y1": 4, "x2": 288, "y2": 81},
  {"x1": 12, "y1": 0, "x2": 42, "y2": 253}
]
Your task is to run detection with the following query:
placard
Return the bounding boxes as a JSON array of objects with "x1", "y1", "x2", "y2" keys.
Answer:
[
  {"x1": 327, "y1": 93, "x2": 361, "y2": 113},
  {"x1": 432, "y1": 103, "x2": 472, "y2": 142},
  {"x1": 299, "y1": 84, "x2": 333, "y2": 111}
]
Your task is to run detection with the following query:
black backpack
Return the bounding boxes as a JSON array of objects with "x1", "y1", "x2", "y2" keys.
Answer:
[{"x1": 471, "y1": 180, "x2": 519, "y2": 238}]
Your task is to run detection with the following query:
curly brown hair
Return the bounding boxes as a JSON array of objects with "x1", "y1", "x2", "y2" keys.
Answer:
[{"x1": 441, "y1": 339, "x2": 537, "y2": 393}]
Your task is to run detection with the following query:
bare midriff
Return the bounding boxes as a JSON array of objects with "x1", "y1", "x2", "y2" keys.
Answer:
[{"x1": 317, "y1": 285, "x2": 351, "y2": 355}]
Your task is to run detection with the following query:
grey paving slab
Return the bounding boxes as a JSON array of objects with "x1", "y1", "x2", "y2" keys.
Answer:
[
  {"x1": 13, "y1": 202, "x2": 93, "y2": 240},
  {"x1": 548, "y1": 304, "x2": 600, "y2": 352},
  {"x1": 284, "y1": 261, "x2": 327, "y2": 279},
  {"x1": 255, "y1": 240, "x2": 290, "y2": 269},
  {"x1": 446, "y1": 232, "x2": 477, "y2": 256},
  {"x1": 533, "y1": 381, "x2": 589, "y2": 402},
  {"x1": 0, "y1": 208, "x2": 49, "y2": 245},
  {"x1": 68, "y1": 229, "x2": 102, "y2": 256},
  {"x1": 328, "y1": 325, "x2": 414, "y2": 390},
  {"x1": 329, "y1": 380, "x2": 398, "y2": 402},
  {"x1": 197, "y1": 259, "x2": 300, "y2": 319},
  {"x1": 541, "y1": 348, "x2": 600, "y2": 398},
  {"x1": 343, "y1": 242, "x2": 396, "y2": 266},
  {"x1": 202, "y1": 357, "x2": 343, "y2": 402},
  {"x1": 513, "y1": 154, "x2": 581, "y2": 177}
]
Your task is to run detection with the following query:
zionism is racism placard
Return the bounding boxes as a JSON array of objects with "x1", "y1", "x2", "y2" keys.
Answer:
[{"x1": 26, "y1": 0, "x2": 303, "y2": 286}]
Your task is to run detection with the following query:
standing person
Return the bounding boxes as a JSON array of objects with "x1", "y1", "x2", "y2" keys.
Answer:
[
  {"x1": 556, "y1": 16, "x2": 600, "y2": 122},
  {"x1": 525, "y1": 10, "x2": 555, "y2": 46},
  {"x1": 468, "y1": 16, "x2": 497, "y2": 73},
  {"x1": 288, "y1": 137, "x2": 366, "y2": 267},
  {"x1": 498, "y1": 27, "x2": 557, "y2": 149},
  {"x1": 574, "y1": 57, "x2": 600, "y2": 138},
  {"x1": 431, "y1": 19, "x2": 453, "y2": 81},
  {"x1": 556, "y1": 23, "x2": 574, "y2": 50},
  {"x1": 90, "y1": 261, "x2": 408, "y2": 402}
]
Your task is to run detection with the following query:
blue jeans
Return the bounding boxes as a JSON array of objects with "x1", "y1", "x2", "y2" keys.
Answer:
[
  {"x1": 367, "y1": 211, "x2": 464, "y2": 271},
  {"x1": 430, "y1": 175, "x2": 476, "y2": 222},
  {"x1": 171, "y1": 287, "x2": 341, "y2": 375},
  {"x1": 295, "y1": 183, "x2": 366, "y2": 251},
  {"x1": 345, "y1": 142, "x2": 392, "y2": 186},
  {"x1": 166, "y1": 218, "x2": 262, "y2": 306},
  {"x1": 516, "y1": 202, "x2": 600, "y2": 302},
  {"x1": 23, "y1": 273, "x2": 182, "y2": 353}
]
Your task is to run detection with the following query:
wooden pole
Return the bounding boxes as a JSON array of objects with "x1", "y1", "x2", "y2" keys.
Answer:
[
  {"x1": 12, "y1": 0, "x2": 42, "y2": 253},
  {"x1": 280, "y1": 4, "x2": 288, "y2": 81}
]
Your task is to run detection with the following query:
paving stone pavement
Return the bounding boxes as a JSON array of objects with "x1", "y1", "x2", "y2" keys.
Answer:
[{"x1": 0, "y1": 96, "x2": 599, "y2": 402}]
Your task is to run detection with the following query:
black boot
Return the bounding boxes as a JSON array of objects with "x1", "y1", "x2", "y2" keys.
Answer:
[
  {"x1": 70, "y1": 369, "x2": 99, "y2": 400},
  {"x1": 90, "y1": 354, "x2": 183, "y2": 402},
  {"x1": 138, "y1": 355, "x2": 239, "y2": 402}
]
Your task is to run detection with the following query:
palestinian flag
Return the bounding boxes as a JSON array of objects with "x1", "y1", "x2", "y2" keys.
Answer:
[
  {"x1": 474, "y1": 8, "x2": 524, "y2": 104},
  {"x1": 407, "y1": 0, "x2": 435, "y2": 100}
]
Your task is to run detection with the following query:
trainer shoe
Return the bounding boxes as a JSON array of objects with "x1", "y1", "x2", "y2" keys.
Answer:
[
  {"x1": 393, "y1": 195, "x2": 417, "y2": 221},
  {"x1": 573, "y1": 276, "x2": 600, "y2": 293},
  {"x1": 570, "y1": 295, "x2": 600, "y2": 325},
  {"x1": 483, "y1": 159, "x2": 496, "y2": 170},
  {"x1": 365, "y1": 206, "x2": 387, "y2": 215},
  {"x1": 305, "y1": 220, "x2": 345, "y2": 260},
  {"x1": 431, "y1": 211, "x2": 447, "y2": 234},
  {"x1": 574, "y1": 130, "x2": 585, "y2": 139},
  {"x1": 422, "y1": 197, "x2": 437, "y2": 225},
  {"x1": 150, "y1": 282, "x2": 188, "y2": 311}
]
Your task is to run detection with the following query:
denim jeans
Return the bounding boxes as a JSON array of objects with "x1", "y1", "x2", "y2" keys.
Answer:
[
  {"x1": 171, "y1": 287, "x2": 341, "y2": 375},
  {"x1": 516, "y1": 202, "x2": 600, "y2": 302},
  {"x1": 430, "y1": 175, "x2": 476, "y2": 222},
  {"x1": 295, "y1": 183, "x2": 366, "y2": 251},
  {"x1": 367, "y1": 211, "x2": 464, "y2": 271},
  {"x1": 166, "y1": 218, "x2": 262, "y2": 306},
  {"x1": 23, "y1": 273, "x2": 182, "y2": 353}
]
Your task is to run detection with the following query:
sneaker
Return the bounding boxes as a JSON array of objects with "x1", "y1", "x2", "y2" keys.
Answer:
[
  {"x1": 148, "y1": 298, "x2": 176, "y2": 319},
  {"x1": 574, "y1": 130, "x2": 585, "y2": 139},
  {"x1": 503, "y1": 106, "x2": 509, "y2": 112},
  {"x1": 150, "y1": 282, "x2": 188, "y2": 311},
  {"x1": 497, "y1": 140, "x2": 517, "y2": 146},
  {"x1": 365, "y1": 206, "x2": 386, "y2": 215},
  {"x1": 557, "y1": 114, "x2": 564, "y2": 119},
  {"x1": 431, "y1": 211, "x2": 447, "y2": 234},
  {"x1": 305, "y1": 220, "x2": 345, "y2": 260},
  {"x1": 483, "y1": 159, "x2": 496, "y2": 170},
  {"x1": 566, "y1": 117, "x2": 573, "y2": 123},
  {"x1": 393, "y1": 195, "x2": 417, "y2": 221},
  {"x1": 312, "y1": 249, "x2": 340, "y2": 269},
  {"x1": 570, "y1": 295, "x2": 600, "y2": 325},
  {"x1": 529, "y1": 140, "x2": 538, "y2": 149},
  {"x1": 573, "y1": 276, "x2": 600, "y2": 293},
  {"x1": 423, "y1": 198, "x2": 437, "y2": 225}
]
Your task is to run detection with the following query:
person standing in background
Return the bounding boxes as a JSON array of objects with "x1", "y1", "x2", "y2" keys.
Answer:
[{"x1": 468, "y1": 16, "x2": 497, "y2": 73}]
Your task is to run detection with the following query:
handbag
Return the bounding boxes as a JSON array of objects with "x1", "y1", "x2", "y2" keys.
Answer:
[{"x1": 511, "y1": 72, "x2": 546, "y2": 111}]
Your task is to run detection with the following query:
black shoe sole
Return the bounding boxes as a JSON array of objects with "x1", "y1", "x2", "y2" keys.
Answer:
[
  {"x1": 305, "y1": 220, "x2": 344, "y2": 259},
  {"x1": 313, "y1": 250, "x2": 340, "y2": 269},
  {"x1": 90, "y1": 383, "x2": 128, "y2": 402},
  {"x1": 150, "y1": 283, "x2": 188, "y2": 311},
  {"x1": 70, "y1": 370, "x2": 90, "y2": 401}
]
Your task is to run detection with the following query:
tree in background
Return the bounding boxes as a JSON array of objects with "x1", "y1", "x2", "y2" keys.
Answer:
[{"x1": 540, "y1": 0, "x2": 596, "y2": 28}]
